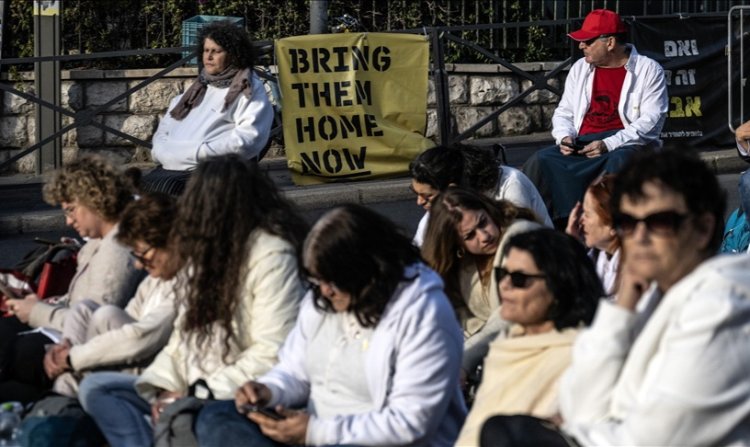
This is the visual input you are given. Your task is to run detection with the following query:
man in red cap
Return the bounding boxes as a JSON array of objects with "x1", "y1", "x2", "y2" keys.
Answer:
[{"x1": 522, "y1": 8, "x2": 668, "y2": 227}]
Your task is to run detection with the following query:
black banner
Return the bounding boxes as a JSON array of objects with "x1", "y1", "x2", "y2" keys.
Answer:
[{"x1": 628, "y1": 16, "x2": 749, "y2": 148}]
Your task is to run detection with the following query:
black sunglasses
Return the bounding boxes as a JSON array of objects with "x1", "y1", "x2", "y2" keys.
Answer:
[
  {"x1": 495, "y1": 267, "x2": 546, "y2": 289},
  {"x1": 613, "y1": 210, "x2": 689, "y2": 236},
  {"x1": 582, "y1": 35, "x2": 610, "y2": 46}
]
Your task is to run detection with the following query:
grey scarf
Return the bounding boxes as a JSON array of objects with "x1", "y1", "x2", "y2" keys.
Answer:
[{"x1": 169, "y1": 66, "x2": 253, "y2": 121}]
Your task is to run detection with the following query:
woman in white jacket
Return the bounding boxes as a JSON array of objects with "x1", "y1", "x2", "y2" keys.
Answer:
[
  {"x1": 79, "y1": 155, "x2": 307, "y2": 447},
  {"x1": 142, "y1": 21, "x2": 273, "y2": 194},
  {"x1": 195, "y1": 204, "x2": 467, "y2": 446}
]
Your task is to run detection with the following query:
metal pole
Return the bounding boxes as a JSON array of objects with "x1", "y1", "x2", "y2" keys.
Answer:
[
  {"x1": 310, "y1": 0, "x2": 329, "y2": 34},
  {"x1": 431, "y1": 28, "x2": 452, "y2": 144},
  {"x1": 33, "y1": 0, "x2": 62, "y2": 174}
]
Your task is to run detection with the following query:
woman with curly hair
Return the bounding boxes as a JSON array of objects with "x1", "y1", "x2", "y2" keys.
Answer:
[
  {"x1": 194, "y1": 204, "x2": 466, "y2": 446},
  {"x1": 142, "y1": 21, "x2": 274, "y2": 194},
  {"x1": 456, "y1": 229, "x2": 601, "y2": 446},
  {"x1": 79, "y1": 154, "x2": 306, "y2": 447},
  {"x1": 421, "y1": 188, "x2": 541, "y2": 379},
  {"x1": 0, "y1": 155, "x2": 142, "y2": 403}
]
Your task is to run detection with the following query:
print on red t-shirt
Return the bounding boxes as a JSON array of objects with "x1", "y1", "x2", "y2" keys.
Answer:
[{"x1": 579, "y1": 66, "x2": 627, "y2": 136}]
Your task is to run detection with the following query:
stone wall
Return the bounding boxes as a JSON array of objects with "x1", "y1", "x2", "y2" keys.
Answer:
[{"x1": 0, "y1": 63, "x2": 566, "y2": 174}]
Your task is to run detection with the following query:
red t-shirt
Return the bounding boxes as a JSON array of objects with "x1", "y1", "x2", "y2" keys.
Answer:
[{"x1": 579, "y1": 66, "x2": 627, "y2": 136}]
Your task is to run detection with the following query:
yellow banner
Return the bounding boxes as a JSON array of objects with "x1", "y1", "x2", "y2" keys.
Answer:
[{"x1": 276, "y1": 33, "x2": 435, "y2": 185}]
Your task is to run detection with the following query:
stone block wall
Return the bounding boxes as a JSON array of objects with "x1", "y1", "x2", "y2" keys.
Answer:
[{"x1": 0, "y1": 63, "x2": 566, "y2": 174}]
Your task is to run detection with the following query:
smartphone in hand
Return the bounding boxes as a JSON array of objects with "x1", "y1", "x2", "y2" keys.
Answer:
[
  {"x1": 560, "y1": 141, "x2": 586, "y2": 152},
  {"x1": 238, "y1": 403, "x2": 286, "y2": 420}
]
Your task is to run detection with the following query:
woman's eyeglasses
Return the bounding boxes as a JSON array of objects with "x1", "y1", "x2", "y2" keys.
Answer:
[
  {"x1": 613, "y1": 210, "x2": 689, "y2": 237},
  {"x1": 495, "y1": 267, "x2": 546, "y2": 289},
  {"x1": 130, "y1": 246, "x2": 155, "y2": 266}
]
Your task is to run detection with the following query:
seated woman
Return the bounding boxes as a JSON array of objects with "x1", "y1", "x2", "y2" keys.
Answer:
[
  {"x1": 421, "y1": 188, "x2": 540, "y2": 375},
  {"x1": 194, "y1": 204, "x2": 466, "y2": 446},
  {"x1": 0, "y1": 155, "x2": 143, "y2": 404},
  {"x1": 43, "y1": 192, "x2": 179, "y2": 397},
  {"x1": 454, "y1": 228, "x2": 601, "y2": 446},
  {"x1": 79, "y1": 154, "x2": 307, "y2": 447},
  {"x1": 409, "y1": 143, "x2": 552, "y2": 246},
  {"x1": 142, "y1": 21, "x2": 274, "y2": 195},
  {"x1": 565, "y1": 174, "x2": 621, "y2": 297}
]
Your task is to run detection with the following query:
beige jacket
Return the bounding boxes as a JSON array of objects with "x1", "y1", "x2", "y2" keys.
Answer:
[
  {"x1": 28, "y1": 225, "x2": 142, "y2": 331},
  {"x1": 68, "y1": 275, "x2": 177, "y2": 371},
  {"x1": 456, "y1": 326, "x2": 579, "y2": 446},
  {"x1": 136, "y1": 229, "x2": 304, "y2": 401}
]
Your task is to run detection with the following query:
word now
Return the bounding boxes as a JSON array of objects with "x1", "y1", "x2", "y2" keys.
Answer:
[
  {"x1": 290, "y1": 80, "x2": 372, "y2": 108},
  {"x1": 295, "y1": 113, "x2": 384, "y2": 143},
  {"x1": 669, "y1": 96, "x2": 701, "y2": 117},
  {"x1": 664, "y1": 40, "x2": 699, "y2": 57},
  {"x1": 288, "y1": 46, "x2": 391, "y2": 74},
  {"x1": 300, "y1": 147, "x2": 368, "y2": 175}
]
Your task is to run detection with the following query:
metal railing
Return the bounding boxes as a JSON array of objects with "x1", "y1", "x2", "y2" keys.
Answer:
[
  {"x1": 0, "y1": 41, "x2": 280, "y2": 172},
  {"x1": 728, "y1": 5, "x2": 750, "y2": 131}
]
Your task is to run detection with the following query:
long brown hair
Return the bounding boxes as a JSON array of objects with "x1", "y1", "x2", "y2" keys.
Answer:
[
  {"x1": 421, "y1": 187, "x2": 536, "y2": 312},
  {"x1": 587, "y1": 174, "x2": 620, "y2": 254},
  {"x1": 170, "y1": 155, "x2": 308, "y2": 361}
]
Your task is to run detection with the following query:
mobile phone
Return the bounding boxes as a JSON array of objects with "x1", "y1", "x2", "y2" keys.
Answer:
[
  {"x1": 560, "y1": 141, "x2": 585, "y2": 152},
  {"x1": 238, "y1": 404, "x2": 286, "y2": 420}
]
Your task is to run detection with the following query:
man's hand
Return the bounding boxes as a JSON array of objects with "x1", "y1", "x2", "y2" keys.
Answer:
[
  {"x1": 559, "y1": 136, "x2": 577, "y2": 155},
  {"x1": 6, "y1": 294, "x2": 39, "y2": 323},
  {"x1": 736, "y1": 120, "x2": 750, "y2": 151},
  {"x1": 248, "y1": 407, "x2": 310, "y2": 445},
  {"x1": 580, "y1": 140, "x2": 608, "y2": 158}
]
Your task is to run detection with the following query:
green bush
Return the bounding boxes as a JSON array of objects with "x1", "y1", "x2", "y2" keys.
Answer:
[{"x1": 3, "y1": 0, "x2": 566, "y2": 70}]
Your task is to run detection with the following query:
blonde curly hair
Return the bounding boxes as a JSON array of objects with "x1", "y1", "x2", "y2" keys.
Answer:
[{"x1": 43, "y1": 155, "x2": 134, "y2": 222}]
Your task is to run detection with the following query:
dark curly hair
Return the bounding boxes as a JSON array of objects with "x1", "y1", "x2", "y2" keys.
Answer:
[
  {"x1": 116, "y1": 192, "x2": 176, "y2": 250},
  {"x1": 303, "y1": 204, "x2": 421, "y2": 328},
  {"x1": 610, "y1": 149, "x2": 725, "y2": 254},
  {"x1": 170, "y1": 154, "x2": 308, "y2": 361},
  {"x1": 409, "y1": 143, "x2": 498, "y2": 193},
  {"x1": 43, "y1": 155, "x2": 134, "y2": 222},
  {"x1": 422, "y1": 187, "x2": 538, "y2": 313},
  {"x1": 197, "y1": 21, "x2": 255, "y2": 69},
  {"x1": 501, "y1": 229, "x2": 601, "y2": 330}
]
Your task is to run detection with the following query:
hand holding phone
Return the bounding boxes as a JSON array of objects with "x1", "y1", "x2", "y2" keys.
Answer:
[
  {"x1": 560, "y1": 141, "x2": 586, "y2": 152},
  {"x1": 238, "y1": 403, "x2": 286, "y2": 420}
]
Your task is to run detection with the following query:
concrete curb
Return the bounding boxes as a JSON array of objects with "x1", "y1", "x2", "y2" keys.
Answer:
[{"x1": 0, "y1": 147, "x2": 744, "y2": 236}]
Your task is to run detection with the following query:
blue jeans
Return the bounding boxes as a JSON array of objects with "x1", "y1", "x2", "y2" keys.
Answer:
[
  {"x1": 196, "y1": 400, "x2": 284, "y2": 447},
  {"x1": 79, "y1": 372, "x2": 152, "y2": 447},
  {"x1": 195, "y1": 400, "x2": 355, "y2": 447}
]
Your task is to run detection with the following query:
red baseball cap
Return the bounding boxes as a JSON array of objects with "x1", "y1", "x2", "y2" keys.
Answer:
[{"x1": 568, "y1": 9, "x2": 627, "y2": 41}]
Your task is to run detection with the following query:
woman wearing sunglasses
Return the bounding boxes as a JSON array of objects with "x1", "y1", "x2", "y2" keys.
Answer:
[
  {"x1": 421, "y1": 188, "x2": 540, "y2": 379},
  {"x1": 566, "y1": 174, "x2": 622, "y2": 297},
  {"x1": 455, "y1": 228, "x2": 601, "y2": 446},
  {"x1": 194, "y1": 204, "x2": 466, "y2": 446}
]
